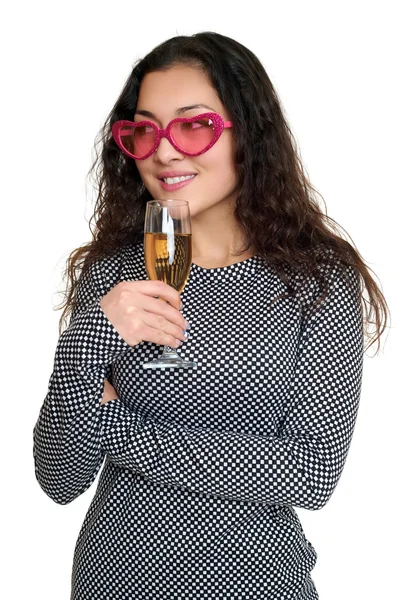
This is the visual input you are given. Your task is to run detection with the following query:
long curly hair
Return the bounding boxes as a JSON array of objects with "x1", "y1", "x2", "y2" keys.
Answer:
[{"x1": 57, "y1": 31, "x2": 389, "y2": 352}]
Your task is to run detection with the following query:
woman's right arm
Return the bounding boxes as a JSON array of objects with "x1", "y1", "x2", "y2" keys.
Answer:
[
  {"x1": 33, "y1": 262, "x2": 132, "y2": 504},
  {"x1": 33, "y1": 255, "x2": 187, "y2": 505}
]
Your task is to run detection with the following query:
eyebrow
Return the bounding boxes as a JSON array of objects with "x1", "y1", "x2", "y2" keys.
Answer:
[{"x1": 134, "y1": 104, "x2": 216, "y2": 119}]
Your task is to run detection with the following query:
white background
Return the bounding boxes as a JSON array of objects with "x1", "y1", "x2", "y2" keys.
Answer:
[{"x1": 1, "y1": 0, "x2": 410, "y2": 598}]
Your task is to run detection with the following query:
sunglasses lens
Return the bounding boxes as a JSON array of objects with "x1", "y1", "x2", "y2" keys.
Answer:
[
  {"x1": 118, "y1": 123, "x2": 157, "y2": 158},
  {"x1": 170, "y1": 117, "x2": 215, "y2": 154}
]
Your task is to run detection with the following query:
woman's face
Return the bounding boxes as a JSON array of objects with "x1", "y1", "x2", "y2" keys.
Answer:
[{"x1": 134, "y1": 65, "x2": 238, "y2": 220}]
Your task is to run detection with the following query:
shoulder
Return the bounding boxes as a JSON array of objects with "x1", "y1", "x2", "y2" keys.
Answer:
[
  {"x1": 81, "y1": 241, "x2": 146, "y2": 299},
  {"x1": 287, "y1": 246, "x2": 362, "y2": 321}
]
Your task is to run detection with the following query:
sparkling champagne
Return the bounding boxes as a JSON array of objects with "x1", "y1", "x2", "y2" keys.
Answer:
[{"x1": 145, "y1": 232, "x2": 192, "y2": 293}]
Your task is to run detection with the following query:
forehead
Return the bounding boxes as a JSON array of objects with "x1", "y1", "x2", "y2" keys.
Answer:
[{"x1": 136, "y1": 65, "x2": 224, "y2": 116}]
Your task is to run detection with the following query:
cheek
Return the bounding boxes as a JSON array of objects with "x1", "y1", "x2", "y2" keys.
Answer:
[
  {"x1": 203, "y1": 139, "x2": 237, "y2": 177},
  {"x1": 209, "y1": 152, "x2": 237, "y2": 189},
  {"x1": 213, "y1": 138, "x2": 237, "y2": 177},
  {"x1": 197, "y1": 158, "x2": 238, "y2": 204},
  {"x1": 135, "y1": 161, "x2": 154, "y2": 189}
]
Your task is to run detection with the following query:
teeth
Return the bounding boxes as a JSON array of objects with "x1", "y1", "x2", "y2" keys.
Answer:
[{"x1": 163, "y1": 175, "x2": 195, "y2": 184}]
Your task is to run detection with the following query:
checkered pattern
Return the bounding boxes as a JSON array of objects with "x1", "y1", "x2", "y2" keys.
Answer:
[{"x1": 33, "y1": 242, "x2": 364, "y2": 599}]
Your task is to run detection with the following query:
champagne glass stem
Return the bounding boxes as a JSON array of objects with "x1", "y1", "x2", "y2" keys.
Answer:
[{"x1": 162, "y1": 346, "x2": 181, "y2": 359}]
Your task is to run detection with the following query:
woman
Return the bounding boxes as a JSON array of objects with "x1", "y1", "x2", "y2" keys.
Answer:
[{"x1": 33, "y1": 31, "x2": 388, "y2": 599}]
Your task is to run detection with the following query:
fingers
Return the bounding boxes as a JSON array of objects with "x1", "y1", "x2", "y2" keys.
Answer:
[
  {"x1": 138, "y1": 294, "x2": 188, "y2": 331},
  {"x1": 99, "y1": 280, "x2": 190, "y2": 349},
  {"x1": 138, "y1": 321, "x2": 185, "y2": 350},
  {"x1": 130, "y1": 280, "x2": 182, "y2": 311},
  {"x1": 139, "y1": 311, "x2": 188, "y2": 347},
  {"x1": 123, "y1": 307, "x2": 187, "y2": 348}
]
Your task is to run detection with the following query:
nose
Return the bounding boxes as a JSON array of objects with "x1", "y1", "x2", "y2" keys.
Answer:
[{"x1": 154, "y1": 136, "x2": 184, "y2": 164}]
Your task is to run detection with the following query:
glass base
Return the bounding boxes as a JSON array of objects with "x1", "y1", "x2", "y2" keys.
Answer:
[{"x1": 142, "y1": 348, "x2": 197, "y2": 370}]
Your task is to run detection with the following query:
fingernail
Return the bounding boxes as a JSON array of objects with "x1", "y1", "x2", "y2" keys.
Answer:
[
  {"x1": 180, "y1": 302, "x2": 184, "y2": 310},
  {"x1": 183, "y1": 331, "x2": 190, "y2": 339}
]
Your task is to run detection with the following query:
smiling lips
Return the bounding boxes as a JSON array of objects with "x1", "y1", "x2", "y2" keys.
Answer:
[{"x1": 158, "y1": 172, "x2": 197, "y2": 191}]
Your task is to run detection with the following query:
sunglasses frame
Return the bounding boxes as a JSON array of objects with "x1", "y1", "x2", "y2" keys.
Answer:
[{"x1": 112, "y1": 112, "x2": 233, "y2": 160}]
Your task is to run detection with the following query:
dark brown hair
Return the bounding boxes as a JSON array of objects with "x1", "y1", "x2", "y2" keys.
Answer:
[{"x1": 57, "y1": 31, "x2": 389, "y2": 352}]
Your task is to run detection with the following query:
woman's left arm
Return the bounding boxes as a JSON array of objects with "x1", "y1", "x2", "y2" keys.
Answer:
[{"x1": 100, "y1": 265, "x2": 364, "y2": 510}]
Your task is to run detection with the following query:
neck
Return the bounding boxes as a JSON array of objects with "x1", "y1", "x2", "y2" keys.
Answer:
[{"x1": 190, "y1": 204, "x2": 254, "y2": 269}]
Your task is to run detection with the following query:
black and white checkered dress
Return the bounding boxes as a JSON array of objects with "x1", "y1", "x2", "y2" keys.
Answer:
[{"x1": 33, "y1": 241, "x2": 364, "y2": 600}]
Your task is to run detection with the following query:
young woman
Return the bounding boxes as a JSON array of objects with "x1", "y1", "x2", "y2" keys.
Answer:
[{"x1": 33, "y1": 31, "x2": 388, "y2": 600}]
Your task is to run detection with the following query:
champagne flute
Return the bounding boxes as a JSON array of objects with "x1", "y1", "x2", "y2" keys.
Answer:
[{"x1": 142, "y1": 199, "x2": 197, "y2": 369}]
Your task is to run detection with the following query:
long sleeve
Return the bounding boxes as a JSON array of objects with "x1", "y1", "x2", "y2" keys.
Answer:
[
  {"x1": 33, "y1": 258, "x2": 132, "y2": 504},
  {"x1": 100, "y1": 263, "x2": 364, "y2": 510}
]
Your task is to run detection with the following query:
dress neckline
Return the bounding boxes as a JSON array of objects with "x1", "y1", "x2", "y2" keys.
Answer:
[{"x1": 189, "y1": 255, "x2": 264, "y2": 280}]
